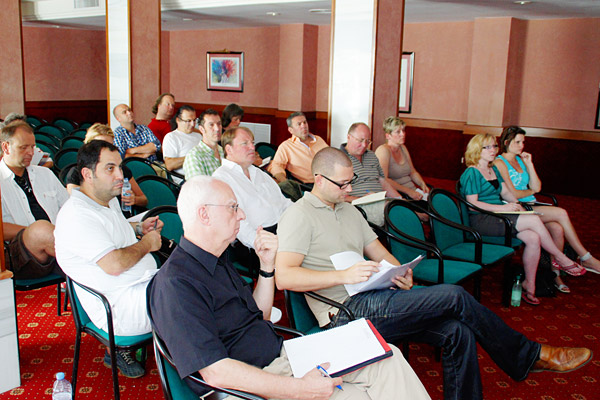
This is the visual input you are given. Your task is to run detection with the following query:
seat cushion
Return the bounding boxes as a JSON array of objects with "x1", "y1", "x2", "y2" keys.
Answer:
[
  {"x1": 441, "y1": 243, "x2": 514, "y2": 265},
  {"x1": 412, "y1": 259, "x2": 482, "y2": 285}
]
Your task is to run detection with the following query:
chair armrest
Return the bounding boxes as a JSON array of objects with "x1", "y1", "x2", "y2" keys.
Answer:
[
  {"x1": 67, "y1": 277, "x2": 116, "y2": 336},
  {"x1": 304, "y1": 291, "x2": 356, "y2": 321},
  {"x1": 187, "y1": 373, "x2": 267, "y2": 400},
  {"x1": 535, "y1": 191, "x2": 558, "y2": 206},
  {"x1": 273, "y1": 325, "x2": 304, "y2": 337}
]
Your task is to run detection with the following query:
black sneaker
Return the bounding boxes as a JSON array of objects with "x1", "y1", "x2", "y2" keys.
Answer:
[{"x1": 103, "y1": 350, "x2": 145, "y2": 378}]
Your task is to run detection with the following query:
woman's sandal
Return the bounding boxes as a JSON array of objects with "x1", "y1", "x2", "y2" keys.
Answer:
[
  {"x1": 554, "y1": 282, "x2": 571, "y2": 294},
  {"x1": 580, "y1": 252, "x2": 600, "y2": 275},
  {"x1": 551, "y1": 260, "x2": 586, "y2": 277},
  {"x1": 522, "y1": 291, "x2": 540, "y2": 306}
]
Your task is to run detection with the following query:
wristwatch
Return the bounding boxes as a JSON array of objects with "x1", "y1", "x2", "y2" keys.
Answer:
[
  {"x1": 135, "y1": 222, "x2": 143, "y2": 236},
  {"x1": 259, "y1": 269, "x2": 275, "y2": 278}
]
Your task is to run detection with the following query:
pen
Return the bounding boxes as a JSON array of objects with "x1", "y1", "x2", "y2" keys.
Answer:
[
  {"x1": 316, "y1": 365, "x2": 343, "y2": 391},
  {"x1": 153, "y1": 219, "x2": 158, "y2": 231}
]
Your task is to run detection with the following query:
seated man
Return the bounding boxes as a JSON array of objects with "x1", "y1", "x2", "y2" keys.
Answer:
[
  {"x1": 162, "y1": 105, "x2": 202, "y2": 182},
  {"x1": 268, "y1": 111, "x2": 329, "y2": 185},
  {"x1": 1, "y1": 121, "x2": 68, "y2": 279},
  {"x1": 113, "y1": 103, "x2": 161, "y2": 162},
  {"x1": 147, "y1": 176, "x2": 430, "y2": 399},
  {"x1": 341, "y1": 122, "x2": 402, "y2": 225},
  {"x1": 275, "y1": 147, "x2": 592, "y2": 400},
  {"x1": 55, "y1": 140, "x2": 163, "y2": 378},
  {"x1": 183, "y1": 109, "x2": 224, "y2": 179},
  {"x1": 213, "y1": 126, "x2": 292, "y2": 249},
  {"x1": 148, "y1": 93, "x2": 175, "y2": 143}
]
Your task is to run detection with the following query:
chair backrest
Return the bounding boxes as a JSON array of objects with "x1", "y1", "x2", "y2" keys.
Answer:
[
  {"x1": 53, "y1": 118, "x2": 78, "y2": 133},
  {"x1": 255, "y1": 142, "x2": 276, "y2": 159},
  {"x1": 429, "y1": 190, "x2": 466, "y2": 251},
  {"x1": 35, "y1": 132, "x2": 61, "y2": 148},
  {"x1": 61, "y1": 136, "x2": 85, "y2": 149},
  {"x1": 79, "y1": 122, "x2": 93, "y2": 130},
  {"x1": 55, "y1": 148, "x2": 79, "y2": 171},
  {"x1": 70, "y1": 128, "x2": 88, "y2": 139},
  {"x1": 385, "y1": 201, "x2": 427, "y2": 263},
  {"x1": 36, "y1": 142, "x2": 59, "y2": 158},
  {"x1": 36, "y1": 124, "x2": 68, "y2": 140},
  {"x1": 136, "y1": 176, "x2": 179, "y2": 209},
  {"x1": 66, "y1": 276, "x2": 93, "y2": 330},
  {"x1": 59, "y1": 163, "x2": 77, "y2": 186},
  {"x1": 122, "y1": 157, "x2": 158, "y2": 180},
  {"x1": 144, "y1": 205, "x2": 183, "y2": 243},
  {"x1": 284, "y1": 291, "x2": 322, "y2": 335},
  {"x1": 26, "y1": 115, "x2": 46, "y2": 128}
]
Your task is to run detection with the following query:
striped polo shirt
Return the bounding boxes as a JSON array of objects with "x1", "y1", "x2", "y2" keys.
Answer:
[{"x1": 340, "y1": 144, "x2": 385, "y2": 197}]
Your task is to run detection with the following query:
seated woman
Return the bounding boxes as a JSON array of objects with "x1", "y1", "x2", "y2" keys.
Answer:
[
  {"x1": 66, "y1": 123, "x2": 148, "y2": 214},
  {"x1": 459, "y1": 133, "x2": 583, "y2": 305},
  {"x1": 375, "y1": 117, "x2": 429, "y2": 205},
  {"x1": 494, "y1": 126, "x2": 600, "y2": 279}
]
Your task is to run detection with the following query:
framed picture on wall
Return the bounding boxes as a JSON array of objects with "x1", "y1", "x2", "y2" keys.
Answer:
[
  {"x1": 207, "y1": 51, "x2": 244, "y2": 92},
  {"x1": 595, "y1": 88, "x2": 600, "y2": 129},
  {"x1": 398, "y1": 52, "x2": 414, "y2": 113}
]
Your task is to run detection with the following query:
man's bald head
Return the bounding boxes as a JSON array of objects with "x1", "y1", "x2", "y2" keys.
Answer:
[
  {"x1": 311, "y1": 147, "x2": 352, "y2": 177},
  {"x1": 178, "y1": 176, "x2": 227, "y2": 231}
]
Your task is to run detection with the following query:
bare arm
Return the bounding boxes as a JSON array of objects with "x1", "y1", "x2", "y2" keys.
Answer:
[
  {"x1": 200, "y1": 358, "x2": 340, "y2": 400},
  {"x1": 2, "y1": 223, "x2": 27, "y2": 241},
  {"x1": 125, "y1": 143, "x2": 157, "y2": 157},
  {"x1": 275, "y1": 251, "x2": 380, "y2": 292},
  {"x1": 251, "y1": 228, "x2": 277, "y2": 319},
  {"x1": 363, "y1": 239, "x2": 413, "y2": 290},
  {"x1": 129, "y1": 178, "x2": 148, "y2": 207},
  {"x1": 520, "y1": 153, "x2": 542, "y2": 193},
  {"x1": 379, "y1": 177, "x2": 403, "y2": 198},
  {"x1": 164, "y1": 156, "x2": 185, "y2": 171},
  {"x1": 375, "y1": 145, "x2": 423, "y2": 199},
  {"x1": 493, "y1": 159, "x2": 535, "y2": 200},
  {"x1": 96, "y1": 229, "x2": 161, "y2": 276},
  {"x1": 465, "y1": 190, "x2": 522, "y2": 213},
  {"x1": 268, "y1": 149, "x2": 288, "y2": 183},
  {"x1": 404, "y1": 146, "x2": 429, "y2": 193}
]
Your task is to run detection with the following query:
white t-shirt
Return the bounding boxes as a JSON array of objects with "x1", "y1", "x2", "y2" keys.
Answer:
[
  {"x1": 212, "y1": 159, "x2": 292, "y2": 249},
  {"x1": 162, "y1": 129, "x2": 202, "y2": 179},
  {"x1": 55, "y1": 190, "x2": 157, "y2": 335}
]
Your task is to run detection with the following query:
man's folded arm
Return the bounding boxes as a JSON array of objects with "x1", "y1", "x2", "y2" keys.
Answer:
[
  {"x1": 200, "y1": 358, "x2": 338, "y2": 400},
  {"x1": 96, "y1": 231, "x2": 161, "y2": 276}
]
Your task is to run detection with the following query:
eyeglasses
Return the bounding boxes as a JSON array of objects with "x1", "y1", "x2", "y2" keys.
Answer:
[
  {"x1": 349, "y1": 134, "x2": 373, "y2": 146},
  {"x1": 317, "y1": 173, "x2": 358, "y2": 189},
  {"x1": 204, "y1": 203, "x2": 240, "y2": 213},
  {"x1": 178, "y1": 118, "x2": 195, "y2": 124},
  {"x1": 482, "y1": 144, "x2": 499, "y2": 150}
]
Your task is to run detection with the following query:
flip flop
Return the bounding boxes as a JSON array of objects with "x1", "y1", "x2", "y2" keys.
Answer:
[
  {"x1": 552, "y1": 260, "x2": 586, "y2": 277},
  {"x1": 554, "y1": 282, "x2": 571, "y2": 294},
  {"x1": 522, "y1": 291, "x2": 541, "y2": 306},
  {"x1": 582, "y1": 266, "x2": 600, "y2": 275}
]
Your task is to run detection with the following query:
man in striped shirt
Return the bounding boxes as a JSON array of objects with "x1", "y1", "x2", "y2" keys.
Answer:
[{"x1": 340, "y1": 122, "x2": 402, "y2": 225}]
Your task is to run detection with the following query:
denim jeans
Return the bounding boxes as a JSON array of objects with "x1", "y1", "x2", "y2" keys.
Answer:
[{"x1": 330, "y1": 284, "x2": 541, "y2": 400}]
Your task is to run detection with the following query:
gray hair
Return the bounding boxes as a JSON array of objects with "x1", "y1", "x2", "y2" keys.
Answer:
[
  {"x1": 286, "y1": 111, "x2": 306, "y2": 128},
  {"x1": 178, "y1": 176, "x2": 220, "y2": 232}
]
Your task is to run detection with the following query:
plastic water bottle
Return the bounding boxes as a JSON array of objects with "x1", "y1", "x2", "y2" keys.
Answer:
[
  {"x1": 121, "y1": 178, "x2": 132, "y2": 213},
  {"x1": 52, "y1": 372, "x2": 72, "y2": 400},
  {"x1": 511, "y1": 275, "x2": 522, "y2": 307}
]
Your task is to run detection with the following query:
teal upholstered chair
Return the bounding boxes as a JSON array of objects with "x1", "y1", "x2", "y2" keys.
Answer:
[
  {"x1": 36, "y1": 142, "x2": 59, "y2": 158},
  {"x1": 284, "y1": 290, "x2": 355, "y2": 335},
  {"x1": 136, "y1": 175, "x2": 180, "y2": 209},
  {"x1": 69, "y1": 128, "x2": 88, "y2": 139},
  {"x1": 60, "y1": 136, "x2": 84, "y2": 150},
  {"x1": 14, "y1": 273, "x2": 66, "y2": 316},
  {"x1": 54, "y1": 148, "x2": 79, "y2": 171},
  {"x1": 384, "y1": 200, "x2": 483, "y2": 300},
  {"x1": 53, "y1": 118, "x2": 78, "y2": 133},
  {"x1": 255, "y1": 142, "x2": 277, "y2": 159},
  {"x1": 36, "y1": 124, "x2": 68, "y2": 141},
  {"x1": 66, "y1": 277, "x2": 152, "y2": 400},
  {"x1": 35, "y1": 132, "x2": 61, "y2": 148},
  {"x1": 26, "y1": 115, "x2": 46, "y2": 128},
  {"x1": 121, "y1": 157, "x2": 158, "y2": 180}
]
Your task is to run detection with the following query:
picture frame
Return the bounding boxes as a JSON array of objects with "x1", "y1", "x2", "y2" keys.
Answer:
[
  {"x1": 595, "y1": 88, "x2": 600, "y2": 129},
  {"x1": 206, "y1": 51, "x2": 244, "y2": 92},
  {"x1": 398, "y1": 52, "x2": 414, "y2": 114}
]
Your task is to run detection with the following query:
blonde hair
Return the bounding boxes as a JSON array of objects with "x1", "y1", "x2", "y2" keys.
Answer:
[
  {"x1": 382, "y1": 116, "x2": 405, "y2": 135},
  {"x1": 464, "y1": 133, "x2": 496, "y2": 167},
  {"x1": 84, "y1": 123, "x2": 114, "y2": 144},
  {"x1": 221, "y1": 126, "x2": 254, "y2": 157}
]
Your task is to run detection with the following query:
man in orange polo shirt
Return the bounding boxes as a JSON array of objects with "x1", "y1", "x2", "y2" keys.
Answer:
[{"x1": 268, "y1": 112, "x2": 328, "y2": 184}]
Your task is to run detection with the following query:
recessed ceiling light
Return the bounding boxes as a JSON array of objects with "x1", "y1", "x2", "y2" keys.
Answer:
[
  {"x1": 182, "y1": 18, "x2": 193, "y2": 21},
  {"x1": 266, "y1": 12, "x2": 280, "y2": 16},
  {"x1": 514, "y1": 1, "x2": 532, "y2": 5},
  {"x1": 309, "y1": 8, "x2": 331, "y2": 14}
]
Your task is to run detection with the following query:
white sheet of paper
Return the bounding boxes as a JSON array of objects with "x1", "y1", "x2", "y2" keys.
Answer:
[
  {"x1": 284, "y1": 318, "x2": 387, "y2": 378},
  {"x1": 351, "y1": 191, "x2": 386, "y2": 206},
  {"x1": 330, "y1": 251, "x2": 424, "y2": 296}
]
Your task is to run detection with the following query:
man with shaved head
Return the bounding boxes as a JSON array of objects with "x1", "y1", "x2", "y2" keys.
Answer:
[
  {"x1": 113, "y1": 104, "x2": 161, "y2": 162},
  {"x1": 276, "y1": 147, "x2": 592, "y2": 400},
  {"x1": 147, "y1": 175, "x2": 429, "y2": 399}
]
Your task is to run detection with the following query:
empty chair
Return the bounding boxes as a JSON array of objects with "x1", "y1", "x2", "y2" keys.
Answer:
[
  {"x1": 79, "y1": 122, "x2": 93, "y2": 130},
  {"x1": 58, "y1": 163, "x2": 78, "y2": 187},
  {"x1": 121, "y1": 157, "x2": 157, "y2": 180},
  {"x1": 36, "y1": 124, "x2": 68, "y2": 141},
  {"x1": 53, "y1": 118, "x2": 79, "y2": 133},
  {"x1": 143, "y1": 205, "x2": 182, "y2": 244},
  {"x1": 54, "y1": 148, "x2": 79, "y2": 171},
  {"x1": 26, "y1": 115, "x2": 47, "y2": 128},
  {"x1": 255, "y1": 142, "x2": 277, "y2": 159},
  {"x1": 136, "y1": 175, "x2": 180, "y2": 209},
  {"x1": 36, "y1": 142, "x2": 60, "y2": 159},
  {"x1": 35, "y1": 132, "x2": 61, "y2": 148},
  {"x1": 60, "y1": 136, "x2": 85, "y2": 150},
  {"x1": 384, "y1": 199, "x2": 483, "y2": 300},
  {"x1": 69, "y1": 128, "x2": 88, "y2": 139}
]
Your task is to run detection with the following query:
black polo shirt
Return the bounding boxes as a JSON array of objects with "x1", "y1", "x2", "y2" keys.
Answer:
[{"x1": 147, "y1": 236, "x2": 282, "y2": 391}]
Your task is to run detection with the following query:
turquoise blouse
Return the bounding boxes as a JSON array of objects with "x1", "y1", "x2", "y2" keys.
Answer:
[
  {"x1": 459, "y1": 166, "x2": 504, "y2": 214},
  {"x1": 496, "y1": 155, "x2": 536, "y2": 202}
]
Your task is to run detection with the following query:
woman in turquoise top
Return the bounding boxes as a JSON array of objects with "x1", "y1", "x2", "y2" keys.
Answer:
[
  {"x1": 494, "y1": 126, "x2": 600, "y2": 280},
  {"x1": 459, "y1": 133, "x2": 583, "y2": 305}
]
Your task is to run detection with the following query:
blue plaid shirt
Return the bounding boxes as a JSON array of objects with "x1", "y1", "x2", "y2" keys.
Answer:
[{"x1": 113, "y1": 124, "x2": 161, "y2": 162}]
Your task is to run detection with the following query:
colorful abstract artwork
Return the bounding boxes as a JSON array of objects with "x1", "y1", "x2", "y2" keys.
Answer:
[{"x1": 207, "y1": 52, "x2": 244, "y2": 92}]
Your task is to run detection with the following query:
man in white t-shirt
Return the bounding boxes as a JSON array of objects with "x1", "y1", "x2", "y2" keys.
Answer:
[
  {"x1": 162, "y1": 105, "x2": 202, "y2": 182},
  {"x1": 55, "y1": 140, "x2": 163, "y2": 379}
]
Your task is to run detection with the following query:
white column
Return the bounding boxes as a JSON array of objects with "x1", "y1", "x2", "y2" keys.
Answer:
[{"x1": 106, "y1": 0, "x2": 131, "y2": 128}]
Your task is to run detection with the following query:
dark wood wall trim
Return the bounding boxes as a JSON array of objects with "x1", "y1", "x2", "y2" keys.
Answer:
[{"x1": 25, "y1": 100, "x2": 108, "y2": 125}]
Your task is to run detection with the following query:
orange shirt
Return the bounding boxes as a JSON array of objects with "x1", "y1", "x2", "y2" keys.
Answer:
[{"x1": 268, "y1": 134, "x2": 329, "y2": 183}]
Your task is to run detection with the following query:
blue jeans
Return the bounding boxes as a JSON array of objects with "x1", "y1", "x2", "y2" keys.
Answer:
[{"x1": 330, "y1": 284, "x2": 541, "y2": 400}]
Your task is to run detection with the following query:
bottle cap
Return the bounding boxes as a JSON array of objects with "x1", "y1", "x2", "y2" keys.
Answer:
[{"x1": 56, "y1": 372, "x2": 65, "y2": 380}]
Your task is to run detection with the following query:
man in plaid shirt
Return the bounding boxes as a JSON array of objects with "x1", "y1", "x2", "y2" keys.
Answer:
[
  {"x1": 113, "y1": 104, "x2": 161, "y2": 162},
  {"x1": 183, "y1": 109, "x2": 224, "y2": 179}
]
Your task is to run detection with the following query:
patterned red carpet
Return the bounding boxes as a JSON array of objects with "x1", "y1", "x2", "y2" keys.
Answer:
[{"x1": 2, "y1": 190, "x2": 599, "y2": 400}]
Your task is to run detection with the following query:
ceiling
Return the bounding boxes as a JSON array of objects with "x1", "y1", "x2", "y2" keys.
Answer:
[{"x1": 21, "y1": 0, "x2": 600, "y2": 31}]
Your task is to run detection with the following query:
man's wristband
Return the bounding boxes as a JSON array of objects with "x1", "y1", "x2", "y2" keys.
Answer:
[
  {"x1": 259, "y1": 269, "x2": 275, "y2": 278},
  {"x1": 135, "y1": 223, "x2": 143, "y2": 236}
]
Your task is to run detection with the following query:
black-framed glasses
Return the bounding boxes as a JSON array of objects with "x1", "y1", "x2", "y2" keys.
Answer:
[
  {"x1": 204, "y1": 203, "x2": 240, "y2": 213},
  {"x1": 317, "y1": 173, "x2": 358, "y2": 189}
]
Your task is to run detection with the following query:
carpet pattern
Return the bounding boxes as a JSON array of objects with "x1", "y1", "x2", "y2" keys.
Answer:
[{"x1": 2, "y1": 190, "x2": 599, "y2": 400}]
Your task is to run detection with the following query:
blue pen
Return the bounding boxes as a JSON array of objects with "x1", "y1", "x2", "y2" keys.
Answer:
[{"x1": 316, "y1": 365, "x2": 343, "y2": 391}]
